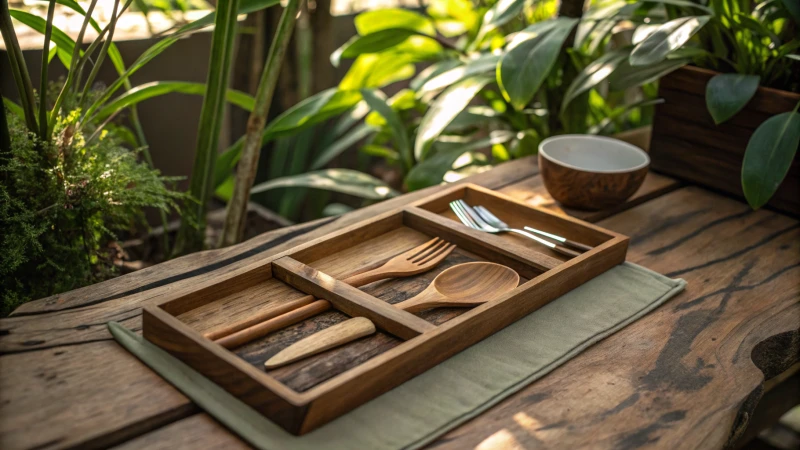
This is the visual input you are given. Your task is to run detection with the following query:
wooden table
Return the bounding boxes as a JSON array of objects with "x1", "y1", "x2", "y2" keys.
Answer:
[{"x1": 1, "y1": 156, "x2": 798, "y2": 449}]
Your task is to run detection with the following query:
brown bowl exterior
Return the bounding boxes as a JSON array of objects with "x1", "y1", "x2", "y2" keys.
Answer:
[{"x1": 538, "y1": 153, "x2": 648, "y2": 210}]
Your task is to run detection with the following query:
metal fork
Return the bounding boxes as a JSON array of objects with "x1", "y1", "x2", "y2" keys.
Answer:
[
  {"x1": 450, "y1": 200, "x2": 580, "y2": 258},
  {"x1": 474, "y1": 206, "x2": 593, "y2": 253}
]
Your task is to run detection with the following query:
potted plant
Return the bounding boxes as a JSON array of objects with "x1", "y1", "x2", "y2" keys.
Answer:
[{"x1": 625, "y1": 0, "x2": 799, "y2": 215}]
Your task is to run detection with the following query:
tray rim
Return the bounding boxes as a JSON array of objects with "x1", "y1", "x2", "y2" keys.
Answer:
[{"x1": 143, "y1": 182, "x2": 630, "y2": 434}]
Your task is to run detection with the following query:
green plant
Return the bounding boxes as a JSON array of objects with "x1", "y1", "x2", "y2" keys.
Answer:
[
  {"x1": 625, "y1": 0, "x2": 799, "y2": 209},
  {"x1": 0, "y1": 93, "x2": 183, "y2": 316},
  {"x1": 0, "y1": 0, "x2": 278, "y2": 310},
  {"x1": 291, "y1": 0, "x2": 669, "y2": 191}
]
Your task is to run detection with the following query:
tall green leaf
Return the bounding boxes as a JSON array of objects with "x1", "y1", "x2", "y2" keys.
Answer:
[
  {"x1": 498, "y1": 18, "x2": 578, "y2": 110},
  {"x1": 405, "y1": 131, "x2": 514, "y2": 190},
  {"x1": 360, "y1": 89, "x2": 412, "y2": 169},
  {"x1": 213, "y1": 89, "x2": 362, "y2": 188},
  {"x1": 705, "y1": 74, "x2": 760, "y2": 124},
  {"x1": 741, "y1": 110, "x2": 800, "y2": 209},
  {"x1": 561, "y1": 48, "x2": 629, "y2": 114},
  {"x1": 310, "y1": 122, "x2": 376, "y2": 170},
  {"x1": 331, "y1": 29, "x2": 422, "y2": 67},
  {"x1": 175, "y1": 0, "x2": 242, "y2": 253},
  {"x1": 250, "y1": 169, "x2": 398, "y2": 199},
  {"x1": 38, "y1": 0, "x2": 57, "y2": 139},
  {"x1": 415, "y1": 77, "x2": 491, "y2": 160},
  {"x1": 94, "y1": 82, "x2": 255, "y2": 120},
  {"x1": 478, "y1": 0, "x2": 526, "y2": 37},
  {"x1": 419, "y1": 53, "x2": 500, "y2": 94},
  {"x1": 608, "y1": 57, "x2": 689, "y2": 90},
  {"x1": 1, "y1": 5, "x2": 43, "y2": 133},
  {"x1": 354, "y1": 8, "x2": 435, "y2": 35},
  {"x1": 629, "y1": 16, "x2": 710, "y2": 66}
]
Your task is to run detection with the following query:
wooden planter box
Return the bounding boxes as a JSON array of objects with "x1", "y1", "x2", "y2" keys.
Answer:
[{"x1": 650, "y1": 66, "x2": 800, "y2": 216}]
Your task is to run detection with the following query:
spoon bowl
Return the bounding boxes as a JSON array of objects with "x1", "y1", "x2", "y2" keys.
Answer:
[{"x1": 396, "y1": 262, "x2": 520, "y2": 312}]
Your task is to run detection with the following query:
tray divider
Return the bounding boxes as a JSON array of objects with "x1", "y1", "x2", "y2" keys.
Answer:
[
  {"x1": 273, "y1": 257, "x2": 435, "y2": 339},
  {"x1": 402, "y1": 206, "x2": 561, "y2": 276}
]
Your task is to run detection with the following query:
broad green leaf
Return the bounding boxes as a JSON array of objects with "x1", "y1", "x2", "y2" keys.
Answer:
[
  {"x1": 632, "y1": 24, "x2": 661, "y2": 45},
  {"x1": 629, "y1": 16, "x2": 710, "y2": 66},
  {"x1": 355, "y1": 8, "x2": 435, "y2": 35},
  {"x1": 411, "y1": 59, "x2": 463, "y2": 90},
  {"x1": 705, "y1": 74, "x2": 760, "y2": 124},
  {"x1": 414, "y1": 77, "x2": 491, "y2": 160},
  {"x1": 444, "y1": 106, "x2": 502, "y2": 132},
  {"x1": 311, "y1": 122, "x2": 376, "y2": 170},
  {"x1": 406, "y1": 131, "x2": 514, "y2": 190},
  {"x1": 498, "y1": 18, "x2": 578, "y2": 110},
  {"x1": 742, "y1": 111, "x2": 800, "y2": 209},
  {"x1": 94, "y1": 81, "x2": 255, "y2": 120},
  {"x1": 339, "y1": 53, "x2": 417, "y2": 90},
  {"x1": 786, "y1": 54, "x2": 800, "y2": 61},
  {"x1": 331, "y1": 29, "x2": 422, "y2": 67},
  {"x1": 361, "y1": 89, "x2": 412, "y2": 169},
  {"x1": 561, "y1": 49, "x2": 628, "y2": 114},
  {"x1": 251, "y1": 169, "x2": 398, "y2": 199},
  {"x1": 419, "y1": 53, "x2": 500, "y2": 94},
  {"x1": 641, "y1": 0, "x2": 713, "y2": 14},
  {"x1": 478, "y1": 0, "x2": 526, "y2": 37},
  {"x1": 608, "y1": 58, "x2": 689, "y2": 90},
  {"x1": 47, "y1": 44, "x2": 58, "y2": 64},
  {"x1": 213, "y1": 89, "x2": 362, "y2": 187}
]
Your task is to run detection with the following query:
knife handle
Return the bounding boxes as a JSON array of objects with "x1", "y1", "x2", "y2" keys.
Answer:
[{"x1": 264, "y1": 317, "x2": 376, "y2": 369}]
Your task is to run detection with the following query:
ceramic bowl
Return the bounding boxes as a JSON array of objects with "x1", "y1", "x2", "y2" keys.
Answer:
[{"x1": 538, "y1": 135, "x2": 649, "y2": 210}]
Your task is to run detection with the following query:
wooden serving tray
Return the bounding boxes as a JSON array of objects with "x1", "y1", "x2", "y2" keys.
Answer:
[{"x1": 142, "y1": 184, "x2": 629, "y2": 434}]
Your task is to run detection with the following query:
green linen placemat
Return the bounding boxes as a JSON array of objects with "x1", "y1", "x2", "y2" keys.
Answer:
[{"x1": 110, "y1": 262, "x2": 685, "y2": 450}]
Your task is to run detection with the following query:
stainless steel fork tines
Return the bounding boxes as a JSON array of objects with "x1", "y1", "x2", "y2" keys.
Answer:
[{"x1": 449, "y1": 200, "x2": 580, "y2": 258}]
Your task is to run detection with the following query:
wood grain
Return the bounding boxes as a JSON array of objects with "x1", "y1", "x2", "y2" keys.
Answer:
[
  {"x1": 0, "y1": 157, "x2": 795, "y2": 450},
  {"x1": 264, "y1": 317, "x2": 376, "y2": 369}
]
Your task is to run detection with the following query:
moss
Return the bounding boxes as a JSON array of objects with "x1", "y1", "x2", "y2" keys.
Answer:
[{"x1": 1, "y1": 98, "x2": 185, "y2": 316}]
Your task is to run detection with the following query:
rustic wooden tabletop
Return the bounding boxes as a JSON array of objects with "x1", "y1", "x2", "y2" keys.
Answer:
[{"x1": 1, "y1": 156, "x2": 798, "y2": 450}]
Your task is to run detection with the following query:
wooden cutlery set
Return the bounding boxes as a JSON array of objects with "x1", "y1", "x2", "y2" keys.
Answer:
[{"x1": 142, "y1": 183, "x2": 630, "y2": 434}]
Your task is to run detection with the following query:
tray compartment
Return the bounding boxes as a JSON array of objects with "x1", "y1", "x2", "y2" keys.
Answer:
[
  {"x1": 143, "y1": 183, "x2": 629, "y2": 435},
  {"x1": 273, "y1": 257, "x2": 435, "y2": 339}
]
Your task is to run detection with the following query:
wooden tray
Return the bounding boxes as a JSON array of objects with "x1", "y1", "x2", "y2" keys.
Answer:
[{"x1": 142, "y1": 184, "x2": 629, "y2": 434}]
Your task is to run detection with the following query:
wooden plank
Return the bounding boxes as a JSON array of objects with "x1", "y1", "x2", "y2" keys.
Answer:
[
  {"x1": 0, "y1": 162, "x2": 669, "y2": 449},
  {"x1": 432, "y1": 186, "x2": 800, "y2": 449},
  {"x1": 272, "y1": 257, "x2": 435, "y2": 339},
  {"x1": 73, "y1": 185, "x2": 799, "y2": 450}
]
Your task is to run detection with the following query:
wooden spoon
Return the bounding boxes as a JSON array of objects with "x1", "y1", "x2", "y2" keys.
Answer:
[{"x1": 264, "y1": 262, "x2": 518, "y2": 369}]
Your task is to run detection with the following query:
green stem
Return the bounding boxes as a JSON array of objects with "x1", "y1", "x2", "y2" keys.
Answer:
[
  {"x1": 218, "y1": 0, "x2": 303, "y2": 247},
  {"x1": 38, "y1": 0, "x2": 56, "y2": 140},
  {"x1": 175, "y1": 0, "x2": 243, "y2": 254},
  {"x1": 79, "y1": 0, "x2": 125, "y2": 111},
  {"x1": 50, "y1": 0, "x2": 99, "y2": 138},
  {"x1": 0, "y1": 0, "x2": 38, "y2": 134}
]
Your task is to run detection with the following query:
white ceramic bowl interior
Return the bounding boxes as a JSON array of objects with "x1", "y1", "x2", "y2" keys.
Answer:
[{"x1": 539, "y1": 135, "x2": 650, "y2": 173}]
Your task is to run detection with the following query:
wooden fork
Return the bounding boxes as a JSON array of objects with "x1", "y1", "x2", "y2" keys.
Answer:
[{"x1": 210, "y1": 237, "x2": 456, "y2": 349}]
